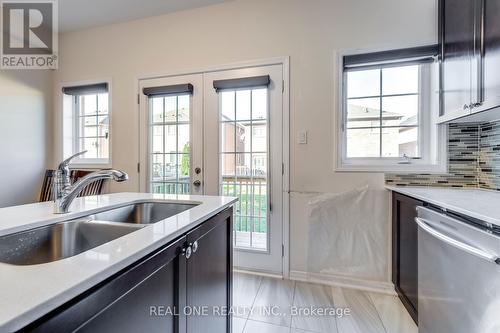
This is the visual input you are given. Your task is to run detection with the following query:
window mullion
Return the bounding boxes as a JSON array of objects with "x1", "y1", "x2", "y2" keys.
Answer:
[
  {"x1": 379, "y1": 68, "x2": 383, "y2": 158},
  {"x1": 95, "y1": 94, "x2": 99, "y2": 159},
  {"x1": 163, "y1": 97, "x2": 166, "y2": 186},
  {"x1": 74, "y1": 96, "x2": 79, "y2": 156}
]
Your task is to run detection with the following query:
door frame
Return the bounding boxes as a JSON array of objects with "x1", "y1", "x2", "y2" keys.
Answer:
[{"x1": 136, "y1": 57, "x2": 290, "y2": 278}]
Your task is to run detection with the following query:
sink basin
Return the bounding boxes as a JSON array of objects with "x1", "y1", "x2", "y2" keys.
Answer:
[
  {"x1": 84, "y1": 201, "x2": 198, "y2": 224},
  {"x1": 0, "y1": 201, "x2": 198, "y2": 265},
  {"x1": 0, "y1": 220, "x2": 143, "y2": 266}
]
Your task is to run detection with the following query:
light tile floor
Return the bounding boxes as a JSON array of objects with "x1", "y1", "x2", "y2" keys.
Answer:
[{"x1": 232, "y1": 273, "x2": 417, "y2": 333}]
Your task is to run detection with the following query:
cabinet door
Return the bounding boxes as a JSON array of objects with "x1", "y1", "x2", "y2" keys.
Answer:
[
  {"x1": 392, "y1": 193, "x2": 423, "y2": 324},
  {"x1": 439, "y1": 0, "x2": 475, "y2": 119},
  {"x1": 27, "y1": 237, "x2": 187, "y2": 333},
  {"x1": 186, "y1": 208, "x2": 232, "y2": 333},
  {"x1": 480, "y1": 0, "x2": 500, "y2": 110}
]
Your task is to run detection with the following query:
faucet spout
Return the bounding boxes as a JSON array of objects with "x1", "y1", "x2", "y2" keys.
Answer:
[
  {"x1": 53, "y1": 164, "x2": 128, "y2": 214},
  {"x1": 108, "y1": 169, "x2": 128, "y2": 182}
]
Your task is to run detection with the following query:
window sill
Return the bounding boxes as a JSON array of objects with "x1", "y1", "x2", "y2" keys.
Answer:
[{"x1": 336, "y1": 162, "x2": 448, "y2": 174}]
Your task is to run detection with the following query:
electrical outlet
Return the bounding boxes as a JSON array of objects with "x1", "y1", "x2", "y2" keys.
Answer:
[{"x1": 298, "y1": 130, "x2": 308, "y2": 144}]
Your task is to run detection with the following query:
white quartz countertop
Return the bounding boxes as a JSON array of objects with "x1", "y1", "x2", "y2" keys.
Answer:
[
  {"x1": 386, "y1": 186, "x2": 500, "y2": 226},
  {"x1": 0, "y1": 192, "x2": 237, "y2": 332}
]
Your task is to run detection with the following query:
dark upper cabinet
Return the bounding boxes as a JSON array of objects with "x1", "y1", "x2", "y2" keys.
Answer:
[
  {"x1": 392, "y1": 192, "x2": 423, "y2": 325},
  {"x1": 439, "y1": 0, "x2": 500, "y2": 122},
  {"x1": 482, "y1": 0, "x2": 500, "y2": 110},
  {"x1": 439, "y1": 0, "x2": 475, "y2": 120}
]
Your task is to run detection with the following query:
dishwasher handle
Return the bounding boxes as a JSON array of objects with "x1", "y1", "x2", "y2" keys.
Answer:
[{"x1": 415, "y1": 217, "x2": 500, "y2": 265}]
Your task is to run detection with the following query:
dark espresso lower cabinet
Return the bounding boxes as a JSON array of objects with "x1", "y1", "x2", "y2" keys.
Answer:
[
  {"x1": 392, "y1": 193, "x2": 422, "y2": 324},
  {"x1": 24, "y1": 208, "x2": 233, "y2": 333},
  {"x1": 186, "y1": 209, "x2": 232, "y2": 333},
  {"x1": 77, "y1": 238, "x2": 184, "y2": 333}
]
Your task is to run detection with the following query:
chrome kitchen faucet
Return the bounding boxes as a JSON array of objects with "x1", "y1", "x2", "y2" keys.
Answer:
[{"x1": 53, "y1": 151, "x2": 128, "y2": 214}]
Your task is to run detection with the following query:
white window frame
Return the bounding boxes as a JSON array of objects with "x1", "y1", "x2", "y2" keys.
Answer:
[
  {"x1": 60, "y1": 79, "x2": 112, "y2": 168},
  {"x1": 335, "y1": 50, "x2": 447, "y2": 173}
]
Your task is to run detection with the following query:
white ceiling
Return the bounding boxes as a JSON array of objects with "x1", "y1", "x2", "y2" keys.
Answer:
[{"x1": 59, "y1": 0, "x2": 233, "y2": 32}]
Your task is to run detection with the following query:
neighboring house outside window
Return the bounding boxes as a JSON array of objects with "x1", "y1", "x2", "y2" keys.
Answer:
[
  {"x1": 62, "y1": 82, "x2": 111, "y2": 166},
  {"x1": 338, "y1": 46, "x2": 446, "y2": 172}
]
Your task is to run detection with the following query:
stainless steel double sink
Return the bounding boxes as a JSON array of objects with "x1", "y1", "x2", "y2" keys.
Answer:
[{"x1": 0, "y1": 201, "x2": 198, "y2": 266}]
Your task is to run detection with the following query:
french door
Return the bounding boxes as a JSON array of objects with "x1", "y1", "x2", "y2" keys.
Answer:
[
  {"x1": 139, "y1": 65, "x2": 284, "y2": 275},
  {"x1": 139, "y1": 74, "x2": 204, "y2": 195}
]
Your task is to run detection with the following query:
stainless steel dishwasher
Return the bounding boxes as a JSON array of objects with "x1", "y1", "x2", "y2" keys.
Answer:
[{"x1": 416, "y1": 206, "x2": 500, "y2": 333}]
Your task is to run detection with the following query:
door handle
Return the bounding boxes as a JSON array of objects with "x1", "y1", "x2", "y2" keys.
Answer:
[
  {"x1": 193, "y1": 180, "x2": 201, "y2": 187},
  {"x1": 415, "y1": 217, "x2": 500, "y2": 265}
]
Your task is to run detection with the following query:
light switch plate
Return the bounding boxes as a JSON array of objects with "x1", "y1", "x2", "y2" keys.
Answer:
[{"x1": 298, "y1": 130, "x2": 308, "y2": 144}]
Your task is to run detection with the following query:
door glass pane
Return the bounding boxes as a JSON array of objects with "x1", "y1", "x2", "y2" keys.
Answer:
[
  {"x1": 164, "y1": 125, "x2": 177, "y2": 154},
  {"x1": 221, "y1": 91, "x2": 236, "y2": 121},
  {"x1": 151, "y1": 154, "x2": 164, "y2": 182},
  {"x1": 178, "y1": 95, "x2": 190, "y2": 122},
  {"x1": 252, "y1": 122, "x2": 267, "y2": 153},
  {"x1": 235, "y1": 153, "x2": 251, "y2": 176},
  {"x1": 221, "y1": 123, "x2": 236, "y2": 153},
  {"x1": 177, "y1": 124, "x2": 190, "y2": 151},
  {"x1": 164, "y1": 153, "x2": 177, "y2": 182},
  {"x1": 221, "y1": 153, "x2": 236, "y2": 177},
  {"x1": 236, "y1": 90, "x2": 251, "y2": 120},
  {"x1": 151, "y1": 97, "x2": 164, "y2": 123},
  {"x1": 178, "y1": 153, "x2": 190, "y2": 184},
  {"x1": 148, "y1": 94, "x2": 191, "y2": 194},
  {"x1": 219, "y1": 88, "x2": 269, "y2": 251},
  {"x1": 252, "y1": 89, "x2": 267, "y2": 120},
  {"x1": 164, "y1": 96, "x2": 177, "y2": 122}
]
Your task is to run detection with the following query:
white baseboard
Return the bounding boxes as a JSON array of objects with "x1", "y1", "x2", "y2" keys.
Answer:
[
  {"x1": 290, "y1": 270, "x2": 396, "y2": 295},
  {"x1": 233, "y1": 268, "x2": 283, "y2": 280}
]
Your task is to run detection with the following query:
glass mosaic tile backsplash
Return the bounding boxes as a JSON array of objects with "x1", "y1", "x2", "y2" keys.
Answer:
[{"x1": 386, "y1": 122, "x2": 500, "y2": 191}]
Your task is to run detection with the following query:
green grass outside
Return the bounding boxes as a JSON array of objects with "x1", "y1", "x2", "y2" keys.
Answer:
[{"x1": 222, "y1": 185, "x2": 268, "y2": 233}]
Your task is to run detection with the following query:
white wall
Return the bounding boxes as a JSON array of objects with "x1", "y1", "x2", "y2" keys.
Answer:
[
  {"x1": 0, "y1": 70, "x2": 53, "y2": 207},
  {"x1": 53, "y1": 0, "x2": 437, "y2": 282}
]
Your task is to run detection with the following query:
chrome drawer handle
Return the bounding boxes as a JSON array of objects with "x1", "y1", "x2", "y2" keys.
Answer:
[
  {"x1": 183, "y1": 246, "x2": 192, "y2": 259},
  {"x1": 192, "y1": 241, "x2": 199, "y2": 253}
]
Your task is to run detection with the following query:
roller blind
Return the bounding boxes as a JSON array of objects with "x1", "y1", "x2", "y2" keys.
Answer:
[
  {"x1": 142, "y1": 84, "x2": 193, "y2": 97},
  {"x1": 343, "y1": 45, "x2": 439, "y2": 71},
  {"x1": 213, "y1": 75, "x2": 270, "y2": 92},
  {"x1": 62, "y1": 83, "x2": 108, "y2": 95}
]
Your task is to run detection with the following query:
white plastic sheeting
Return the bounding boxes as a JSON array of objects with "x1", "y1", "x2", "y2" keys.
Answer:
[{"x1": 306, "y1": 186, "x2": 389, "y2": 282}]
